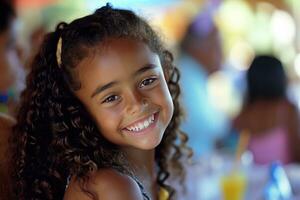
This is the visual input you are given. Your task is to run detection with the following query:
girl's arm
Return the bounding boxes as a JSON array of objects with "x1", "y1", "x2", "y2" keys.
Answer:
[{"x1": 64, "y1": 168, "x2": 144, "y2": 200}]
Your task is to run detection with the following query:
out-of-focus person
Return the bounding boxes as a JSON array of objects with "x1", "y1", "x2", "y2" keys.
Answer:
[
  {"x1": 177, "y1": 6, "x2": 228, "y2": 159},
  {"x1": 0, "y1": 1, "x2": 24, "y2": 199},
  {"x1": 233, "y1": 55, "x2": 300, "y2": 165},
  {"x1": 0, "y1": 0, "x2": 25, "y2": 116},
  {"x1": 24, "y1": 25, "x2": 46, "y2": 71}
]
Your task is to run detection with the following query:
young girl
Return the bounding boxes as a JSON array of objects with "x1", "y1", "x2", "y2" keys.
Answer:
[{"x1": 10, "y1": 4, "x2": 191, "y2": 200}]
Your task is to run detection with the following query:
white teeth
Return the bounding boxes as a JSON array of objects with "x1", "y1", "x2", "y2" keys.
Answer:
[
  {"x1": 126, "y1": 113, "x2": 155, "y2": 132},
  {"x1": 144, "y1": 120, "x2": 149, "y2": 127},
  {"x1": 138, "y1": 123, "x2": 143, "y2": 130}
]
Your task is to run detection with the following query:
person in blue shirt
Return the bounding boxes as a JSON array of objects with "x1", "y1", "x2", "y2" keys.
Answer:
[{"x1": 177, "y1": 8, "x2": 228, "y2": 158}]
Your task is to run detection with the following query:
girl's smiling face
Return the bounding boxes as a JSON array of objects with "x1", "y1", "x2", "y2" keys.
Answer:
[{"x1": 74, "y1": 38, "x2": 174, "y2": 151}]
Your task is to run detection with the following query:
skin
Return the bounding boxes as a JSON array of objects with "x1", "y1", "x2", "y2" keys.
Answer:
[
  {"x1": 65, "y1": 38, "x2": 174, "y2": 200},
  {"x1": 64, "y1": 169, "x2": 144, "y2": 200},
  {"x1": 0, "y1": 113, "x2": 16, "y2": 199},
  {"x1": 234, "y1": 99, "x2": 300, "y2": 163}
]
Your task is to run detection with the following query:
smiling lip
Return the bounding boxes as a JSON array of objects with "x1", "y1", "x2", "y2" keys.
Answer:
[{"x1": 122, "y1": 112, "x2": 159, "y2": 136}]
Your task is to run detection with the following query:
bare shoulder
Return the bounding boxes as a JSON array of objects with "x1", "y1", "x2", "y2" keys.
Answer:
[
  {"x1": 90, "y1": 169, "x2": 144, "y2": 199},
  {"x1": 64, "y1": 168, "x2": 144, "y2": 200}
]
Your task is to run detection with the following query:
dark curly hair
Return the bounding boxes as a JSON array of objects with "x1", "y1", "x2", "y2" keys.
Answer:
[{"x1": 10, "y1": 4, "x2": 191, "y2": 200}]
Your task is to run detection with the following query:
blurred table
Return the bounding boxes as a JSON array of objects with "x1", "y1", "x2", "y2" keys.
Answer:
[{"x1": 179, "y1": 152, "x2": 300, "y2": 200}]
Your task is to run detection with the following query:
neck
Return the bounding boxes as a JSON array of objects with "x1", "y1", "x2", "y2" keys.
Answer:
[
  {"x1": 123, "y1": 148, "x2": 156, "y2": 178},
  {"x1": 123, "y1": 148, "x2": 158, "y2": 199}
]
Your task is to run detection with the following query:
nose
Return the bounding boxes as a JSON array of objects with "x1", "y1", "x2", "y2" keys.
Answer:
[{"x1": 125, "y1": 89, "x2": 147, "y2": 115}]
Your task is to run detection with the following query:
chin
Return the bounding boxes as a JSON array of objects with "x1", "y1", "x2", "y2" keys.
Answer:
[{"x1": 137, "y1": 137, "x2": 163, "y2": 150}]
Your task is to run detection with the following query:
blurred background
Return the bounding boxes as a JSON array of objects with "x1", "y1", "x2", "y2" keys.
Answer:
[
  {"x1": 9, "y1": 0, "x2": 300, "y2": 153},
  {"x1": 2, "y1": 0, "x2": 300, "y2": 199},
  {"x1": 12, "y1": 0, "x2": 300, "y2": 111}
]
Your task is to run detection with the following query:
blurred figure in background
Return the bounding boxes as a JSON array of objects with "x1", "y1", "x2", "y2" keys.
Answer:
[
  {"x1": 233, "y1": 55, "x2": 300, "y2": 165},
  {"x1": 0, "y1": 1, "x2": 24, "y2": 198},
  {"x1": 177, "y1": 7, "x2": 228, "y2": 159},
  {"x1": 25, "y1": 25, "x2": 47, "y2": 71},
  {"x1": 0, "y1": 0, "x2": 25, "y2": 116}
]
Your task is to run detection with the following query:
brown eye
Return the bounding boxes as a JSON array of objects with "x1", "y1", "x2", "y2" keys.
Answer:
[
  {"x1": 102, "y1": 95, "x2": 120, "y2": 103},
  {"x1": 139, "y1": 77, "x2": 157, "y2": 88}
]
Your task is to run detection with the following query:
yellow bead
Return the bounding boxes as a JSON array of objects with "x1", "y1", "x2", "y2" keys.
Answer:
[{"x1": 159, "y1": 187, "x2": 169, "y2": 200}]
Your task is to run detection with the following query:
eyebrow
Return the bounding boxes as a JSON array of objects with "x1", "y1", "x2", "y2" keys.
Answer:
[
  {"x1": 91, "y1": 64, "x2": 157, "y2": 98},
  {"x1": 133, "y1": 64, "x2": 157, "y2": 77}
]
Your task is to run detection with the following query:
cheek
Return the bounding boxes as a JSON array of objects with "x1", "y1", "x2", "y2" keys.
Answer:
[
  {"x1": 152, "y1": 82, "x2": 174, "y2": 121},
  {"x1": 164, "y1": 87, "x2": 174, "y2": 121},
  {"x1": 93, "y1": 106, "x2": 124, "y2": 132},
  {"x1": 75, "y1": 92, "x2": 123, "y2": 134}
]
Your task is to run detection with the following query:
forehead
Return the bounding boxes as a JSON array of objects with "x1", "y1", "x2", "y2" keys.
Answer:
[
  {"x1": 98, "y1": 38, "x2": 157, "y2": 63},
  {"x1": 75, "y1": 38, "x2": 161, "y2": 87}
]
